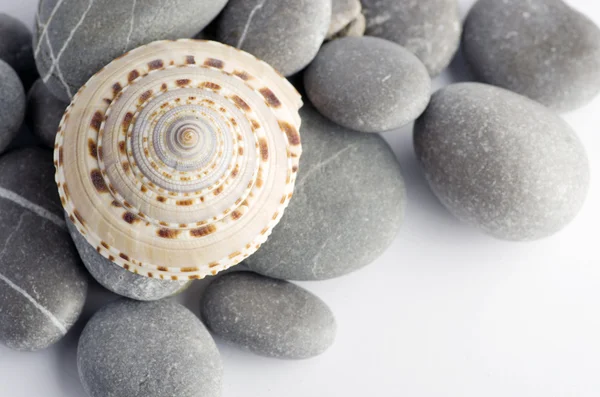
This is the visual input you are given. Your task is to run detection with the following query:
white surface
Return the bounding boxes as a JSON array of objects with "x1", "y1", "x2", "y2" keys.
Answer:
[{"x1": 1, "y1": 1, "x2": 600, "y2": 396}]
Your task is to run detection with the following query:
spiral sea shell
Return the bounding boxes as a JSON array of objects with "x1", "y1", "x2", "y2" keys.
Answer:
[{"x1": 54, "y1": 39, "x2": 302, "y2": 280}]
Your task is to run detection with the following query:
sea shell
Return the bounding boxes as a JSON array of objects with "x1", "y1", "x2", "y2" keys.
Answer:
[{"x1": 54, "y1": 39, "x2": 302, "y2": 280}]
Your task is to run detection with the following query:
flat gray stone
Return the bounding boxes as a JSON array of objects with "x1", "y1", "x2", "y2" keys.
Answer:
[
  {"x1": 414, "y1": 83, "x2": 590, "y2": 241},
  {"x1": 34, "y1": 0, "x2": 229, "y2": 101},
  {"x1": 463, "y1": 0, "x2": 600, "y2": 112},
  {"x1": 304, "y1": 36, "x2": 430, "y2": 133},
  {"x1": 78, "y1": 299, "x2": 223, "y2": 397},
  {"x1": 66, "y1": 220, "x2": 190, "y2": 301},
  {"x1": 202, "y1": 272, "x2": 336, "y2": 359},
  {"x1": 327, "y1": 0, "x2": 362, "y2": 39},
  {"x1": 0, "y1": 148, "x2": 88, "y2": 351},
  {"x1": 26, "y1": 79, "x2": 69, "y2": 148},
  {"x1": 0, "y1": 13, "x2": 38, "y2": 89},
  {"x1": 216, "y1": 0, "x2": 331, "y2": 76},
  {"x1": 0, "y1": 60, "x2": 26, "y2": 154},
  {"x1": 362, "y1": 0, "x2": 461, "y2": 77},
  {"x1": 245, "y1": 103, "x2": 406, "y2": 280}
]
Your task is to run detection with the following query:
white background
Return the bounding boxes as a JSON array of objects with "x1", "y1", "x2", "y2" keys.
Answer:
[{"x1": 1, "y1": 1, "x2": 600, "y2": 396}]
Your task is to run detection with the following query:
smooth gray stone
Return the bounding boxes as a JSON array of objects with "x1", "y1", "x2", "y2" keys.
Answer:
[
  {"x1": 0, "y1": 148, "x2": 88, "y2": 351},
  {"x1": 0, "y1": 13, "x2": 38, "y2": 89},
  {"x1": 66, "y1": 220, "x2": 190, "y2": 301},
  {"x1": 216, "y1": 0, "x2": 331, "y2": 76},
  {"x1": 0, "y1": 60, "x2": 26, "y2": 155},
  {"x1": 34, "y1": 0, "x2": 229, "y2": 101},
  {"x1": 202, "y1": 272, "x2": 336, "y2": 359},
  {"x1": 78, "y1": 299, "x2": 223, "y2": 397},
  {"x1": 327, "y1": 0, "x2": 362, "y2": 39},
  {"x1": 26, "y1": 79, "x2": 69, "y2": 148},
  {"x1": 304, "y1": 36, "x2": 430, "y2": 133},
  {"x1": 245, "y1": 103, "x2": 406, "y2": 280},
  {"x1": 414, "y1": 83, "x2": 590, "y2": 241},
  {"x1": 463, "y1": 0, "x2": 600, "y2": 112},
  {"x1": 362, "y1": 0, "x2": 461, "y2": 77}
]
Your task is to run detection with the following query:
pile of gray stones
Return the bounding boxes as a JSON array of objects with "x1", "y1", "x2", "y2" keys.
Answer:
[{"x1": 1, "y1": 0, "x2": 599, "y2": 396}]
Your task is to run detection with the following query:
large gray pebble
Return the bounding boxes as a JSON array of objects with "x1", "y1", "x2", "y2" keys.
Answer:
[
  {"x1": 216, "y1": 0, "x2": 331, "y2": 76},
  {"x1": 0, "y1": 13, "x2": 38, "y2": 89},
  {"x1": 26, "y1": 79, "x2": 69, "y2": 148},
  {"x1": 78, "y1": 299, "x2": 222, "y2": 397},
  {"x1": 35, "y1": 0, "x2": 228, "y2": 101},
  {"x1": 362, "y1": 0, "x2": 461, "y2": 77},
  {"x1": 414, "y1": 83, "x2": 590, "y2": 241},
  {"x1": 304, "y1": 36, "x2": 430, "y2": 133},
  {"x1": 0, "y1": 60, "x2": 26, "y2": 154},
  {"x1": 66, "y1": 220, "x2": 190, "y2": 301},
  {"x1": 202, "y1": 272, "x2": 336, "y2": 359},
  {"x1": 0, "y1": 148, "x2": 88, "y2": 351},
  {"x1": 245, "y1": 103, "x2": 405, "y2": 280},
  {"x1": 463, "y1": 0, "x2": 600, "y2": 112}
]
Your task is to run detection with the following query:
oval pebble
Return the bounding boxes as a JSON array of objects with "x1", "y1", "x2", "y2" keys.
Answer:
[
  {"x1": 202, "y1": 272, "x2": 336, "y2": 359},
  {"x1": 245, "y1": 103, "x2": 406, "y2": 280},
  {"x1": 0, "y1": 13, "x2": 38, "y2": 89},
  {"x1": 463, "y1": 0, "x2": 600, "y2": 112},
  {"x1": 26, "y1": 79, "x2": 69, "y2": 148},
  {"x1": 0, "y1": 60, "x2": 26, "y2": 154},
  {"x1": 304, "y1": 36, "x2": 430, "y2": 133},
  {"x1": 0, "y1": 148, "x2": 88, "y2": 351},
  {"x1": 414, "y1": 83, "x2": 590, "y2": 241},
  {"x1": 78, "y1": 299, "x2": 222, "y2": 397}
]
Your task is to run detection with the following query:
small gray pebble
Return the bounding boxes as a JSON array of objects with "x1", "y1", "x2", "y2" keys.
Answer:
[
  {"x1": 362, "y1": 0, "x2": 461, "y2": 77},
  {"x1": 0, "y1": 13, "x2": 38, "y2": 89},
  {"x1": 0, "y1": 60, "x2": 26, "y2": 154},
  {"x1": 304, "y1": 36, "x2": 430, "y2": 133},
  {"x1": 0, "y1": 148, "x2": 88, "y2": 351},
  {"x1": 337, "y1": 12, "x2": 366, "y2": 39},
  {"x1": 414, "y1": 83, "x2": 590, "y2": 241},
  {"x1": 327, "y1": 0, "x2": 362, "y2": 39},
  {"x1": 35, "y1": 0, "x2": 228, "y2": 100},
  {"x1": 463, "y1": 0, "x2": 600, "y2": 112},
  {"x1": 66, "y1": 220, "x2": 190, "y2": 301},
  {"x1": 217, "y1": 0, "x2": 331, "y2": 76},
  {"x1": 78, "y1": 299, "x2": 223, "y2": 397},
  {"x1": 202, "y1": 272, "x2": 336, "y2": 359},
  {"x1": 245, "y1": 103, "x2": 406, "y2": 280},
  {"x1": 26, "y1": 79, "x2": 69, "y2": 148}
]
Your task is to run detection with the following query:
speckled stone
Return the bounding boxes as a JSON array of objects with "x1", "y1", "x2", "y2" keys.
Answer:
[
  {"x1": 202, "y1": 272, "x2": 336, "y2": 359},
  {"x1": 0, "y1": 148, "x2": 88, "y2": 351},
  {"x1": 0, "y1": 60, "x2": 26, "y2": 154},
  {"x1": 78, "y1": 299, "x2": 223, "y2": 397},
  {"x1": 414, "y1": 83, "x2": 590, "y2": 241},
  {"x1": 304, "y1": 36, "x2": 430, "y2": 133},
  {"x1": 245, "y1": 103, "x2": 405, "y2": 280},
  {"x1": 34, "y1": 0, "x2": 229, "y2": 101},
  {"x1": 463, "y1": 0, "x2": 600, "y2": 112},
  {"x1": 327, "y1": 0, "x2": 362, "y2": 39},
  {"x1": 362, "y1": 0, "x2": 461, "y2": 77},
  {"x1": 216, "y1": 0, "x2": 331, "y2": 76},
  {"x1": 66, "y1": 220, "x2": 190, "y2": 301},
  {"x1": 26, "y1": 79, "x2": 69, "y2": 148},
  {"x1": 0, "y1": 13, "x2": 38, "y2": 89}
]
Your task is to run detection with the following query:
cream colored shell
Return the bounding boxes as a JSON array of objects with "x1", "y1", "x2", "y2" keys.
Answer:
[{"x1": 54, "y1": 39, "x2": 302, "y2": 280}]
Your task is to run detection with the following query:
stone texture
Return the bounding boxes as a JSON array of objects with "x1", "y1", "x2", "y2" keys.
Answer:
[
  {"x1": 66, "y1": 220, "x2": 190, "y2": 301},
  {"x1": 216, "y1": 0, "x2": 331, "y2": 76},
  {"x1": 304, "y1": 36, "x2": 430, "y2": 133},
  {"x1": 414, "y1": 83, "x2": 590, "y2": 241},
  {"x1": 332, "y1": 12, "x2": 366, "y2": 39},
  {"x1": 0, "y1": 60, "x2": 26, "y2": 154},
  {"x1": 362, "y1": 0, "x2": 461, "y2": 77},
  {"x1": 78, "y1": 299, "x2": 223, "y2": 397},
  {"x1": 0, "y1": 148, "x2": 88, "y2": 351},
  {"x1": 202, "y1": 272, "x2": 336, "y2": 359},
  {"x1": 26, "y1": 79, "x2": 69, "y2": 148},
  {"x1": 0, "y1": 13, "x2": 38, "y2": 89},
  {"x1": 463, "y1": 0, "x2": 600, "y2": 112},
  {"x1": 327, "y1": 0, "x2": 362, "y2": 39},
  {"x1": 245, "y1": 103, "x2": 405, "y2": 280},
  {"x1": 34, "y1": 0, "x2": 229, "y2": 101}
]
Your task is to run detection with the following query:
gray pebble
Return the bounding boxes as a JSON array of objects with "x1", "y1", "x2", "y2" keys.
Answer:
[
  {"x1": 362, "y1": 0, "x2": 461, "y2": 77},
  {"x1": 26, "y1": 79, "x2": 69, "y2": 148},
  {"x1": 245, "y1": 103, "x2": 405, "y2": 280},
  {"x1": 35, "y1": 0, "x2": 228, "y2": 101},
  {"x1": 78, "y1": 299, "x2": 222, "y2": 397},
  {"x1": 0, "y1": 60, "x2": 26, "y2": 154},
  {"x1": 327, "y1": 0, "x2": 362, "y2": 39},
  {"x1": 414, "y1": 83, "x2": 590, "y2": 241},
  {"x1": 335, "y1": 12, "x2": 366, "y2": 39},
  {"x1": 217, "y1": 0, "x2": 331, "y2": 76},
  {"x1": 66, "y1": 220, "x2": 190, "y2": 301},
  {"x1": 202, "y1": 272, "x2": 336, "y2": 359},
  {"x1": 0, "y1": 13, "x2": 38, "y2": 89},
  {"x1": 0, "y1": 148, "x2": 88, "y2": 351},
  {"x1": 463, "y1": 0, "x2": 600, "y2": 112},
  {"x1": 304, "y1": 36, "x2": 430, "y2": 133}
]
